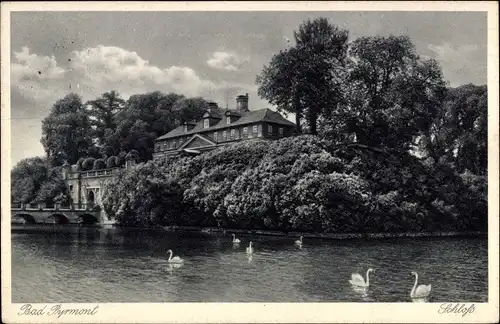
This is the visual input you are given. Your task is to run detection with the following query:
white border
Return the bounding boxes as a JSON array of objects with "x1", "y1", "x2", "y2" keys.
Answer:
[{"x1": 1, "y1": 1, "x2": 499, "y2": 323}]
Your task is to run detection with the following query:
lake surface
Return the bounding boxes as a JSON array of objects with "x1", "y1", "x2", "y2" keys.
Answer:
[{"x1": 11, "y1": 225, "x2": 488, "y2": 303}]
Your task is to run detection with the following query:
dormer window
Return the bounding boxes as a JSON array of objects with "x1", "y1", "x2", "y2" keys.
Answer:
[
  {"x1": 226, "y1": 116, "x2": 231, "y2": 125},
  {"x1": 204, "y1": 119, "x2": 209, "y2": 129}
]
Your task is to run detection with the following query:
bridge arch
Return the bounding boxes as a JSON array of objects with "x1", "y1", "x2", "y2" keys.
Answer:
[
  {"x1": 47, "y1": 214, "x2": 69, "y2": 224},
  {"x1": 79, "y1": 213, "x2": 99, "y2": 225},
  {"x1": 13, "y1": 213, "x2": 36, "y2": 224}
]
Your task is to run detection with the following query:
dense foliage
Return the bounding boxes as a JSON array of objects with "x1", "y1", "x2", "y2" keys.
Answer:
[
  {"x1": 11, "y1": 157, "x2": 70, "y2": 205},
  {"x1": 102, "y1": 136, "x2": 487, "y2": 232}
]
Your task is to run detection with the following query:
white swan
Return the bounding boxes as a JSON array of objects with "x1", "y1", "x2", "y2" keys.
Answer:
[
  {"x1": 246, "y1": 241, "x2": 254, "y2": 254},
  {"x1": 232, "y1": 234, "x2": 241, "y2": 244},
  {"x1": 410, "y1": 271, "x2": 432, "y2": 298},
  {"x1": 295, "y1": 236, "x2": 303, "y2": 246},
  {"x1": 349, "y1": 268, "x2": 375, "y2": 288},
  {"x1": 166, "y1": 249, "x2": 184, "y2": 264}
]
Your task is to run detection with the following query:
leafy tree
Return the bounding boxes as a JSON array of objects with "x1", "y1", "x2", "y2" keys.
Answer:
[
  {"x1": 257, "y1": 17, "x2": 349, "y2": 134},
  {"x1": 102, "y1": 162, "x2": 185, "y2": 226},
  {"x1": 86, "y1": 91, "x2": 125, "y2": 147},
  {"x1": 35, "y1": 167, "x2": 70, "y2": 205},
  {"x1": 106, "y1": 92, "x2": 204, "y2": 161},
  {"x1": 418, "y1": 84, "x2": 487, "y2": 175},
  {"x1": 11, "y1": 157, "x2": 48, "y2": 204},
  {"x1": 326, "y1": 36, "x2": 447, "y2": 152},
  {"x1": 41, "y1": 93, "x2": 95, "y2": 166},
  {"x1": 171, "y1": 97, "x2": 210, "y2": 124}
]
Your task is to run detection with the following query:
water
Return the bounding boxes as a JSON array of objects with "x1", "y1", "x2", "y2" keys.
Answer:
[{"x1": 11, "y1": 225, "x2": 488, "y2": 303}]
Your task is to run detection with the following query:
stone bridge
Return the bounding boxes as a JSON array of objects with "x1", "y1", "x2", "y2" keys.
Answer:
[{"x1": 11, "y1": 203, "x2": 105, "y2": 225}]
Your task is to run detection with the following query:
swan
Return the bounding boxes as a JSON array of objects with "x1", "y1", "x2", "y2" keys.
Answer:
[
  {"x1": 166, "y1": 249, "x2": 184, "y2": 264},
  {"x1": 295, "y1": 236, "x2": 303, "y2": 246},
  {"x1": 246, "y1": 241, "x2": 254, "y2": 254},
  {"x1": 232, "y1": 234, "x2": 241, "y2": 244},
  {"x1": 349, "y1": 268, "x2": 375, "y2": 288},
  {"x1": 410, "y1": 271, "x2": 432, "y2": 298}
]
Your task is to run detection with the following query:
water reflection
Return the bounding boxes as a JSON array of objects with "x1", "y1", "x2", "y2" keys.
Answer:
[{"x1": 11, "y1": 226, "x2": 488, "y2": 303}]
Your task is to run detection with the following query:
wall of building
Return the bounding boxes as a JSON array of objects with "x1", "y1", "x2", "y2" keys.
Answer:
[{"x1": 154, "y1": 122, "x2": 291, "y2": 155}]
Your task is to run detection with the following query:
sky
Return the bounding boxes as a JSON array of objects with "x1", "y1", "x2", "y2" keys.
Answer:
[{"x1": 9, "y1": 11, "x2": 487, "y2": 165}]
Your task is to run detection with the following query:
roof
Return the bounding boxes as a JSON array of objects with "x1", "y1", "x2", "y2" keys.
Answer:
[{"x1": 156, "y1": 108, "x2": 296, "y2": 141}]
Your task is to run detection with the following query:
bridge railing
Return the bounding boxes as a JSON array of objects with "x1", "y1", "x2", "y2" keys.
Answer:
[{"x1": 11, "y1": 202, "x2": 100, "y2": 211}]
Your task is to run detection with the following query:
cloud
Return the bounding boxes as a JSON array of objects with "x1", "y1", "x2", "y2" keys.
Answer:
[
  {"x1": 69, "y1": 45, "x2": 215, "y2": 97},
  {"x1": 206, "y1": 51, "x2": 248, "y2": 71},
  {"x1": 11, "y1": 47, "x2": 69, "y2": 103},
  {"x1": 11, "y1": 46, "x2": 66, "y2": 82},
  {"x1": 427, "y1": 42, "x2": 485, "y2": 86}
]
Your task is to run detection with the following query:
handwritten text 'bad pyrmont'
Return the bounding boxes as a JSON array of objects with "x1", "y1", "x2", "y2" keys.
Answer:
[{"x1": 18, "y1": 304, "x2": 99, "y2": 318}]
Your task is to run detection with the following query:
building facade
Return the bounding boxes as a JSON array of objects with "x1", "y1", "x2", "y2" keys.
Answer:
[{"x1": 153, "y1": 94, "x2": 296, "y2": 160}]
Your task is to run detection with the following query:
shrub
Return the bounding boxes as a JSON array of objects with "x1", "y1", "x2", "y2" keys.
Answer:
[
  {"x1": 93, "y1": 158, "x2": 106, "y2": 170},
  {"x1": 106, "y1": 156, "x2": 118, "y2": 169},
  {"x1": 82, "y1": 157, "x2": 96, "y2": 171}
]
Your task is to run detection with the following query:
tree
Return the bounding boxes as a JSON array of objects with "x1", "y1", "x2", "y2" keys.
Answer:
[
  {"x1": 11, "y1": 157, "x2": 48, "y2": 204},
  {"x1": 85, "y1": 90, "x2": 125, "y2": 148},
  {"x1": 331, "y1": 36, "x2": 447, "y2": 152},
  {"x1": 107, "y1": 92, "x2": 194, "y2": 161},
  {"x1": 257, "y1": 17, "x2": 349, "y2": 135},
  {"x1": 418, "y1": 84, "x2": 487, "y2": 175},
  {"x1": 35, "y1": 167, "x2": 70, "y2": 205},
  {"x1": 102, "y1": 162, "x2": 185, "y2": 226},
  {"x1": 171, "y1": 97, "x2": 210, "y2": 124},
  {"x1": 41, "y1": 93, "x2": 95, "y2": 166}
]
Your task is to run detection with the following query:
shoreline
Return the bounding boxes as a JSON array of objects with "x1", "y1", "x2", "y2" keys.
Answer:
[
  {"x1": 161, "y1": 225, "x2": 486, "y2": 240},
  {"x1": 10, "y1": 223, "x2": 487, "y2": 240}
]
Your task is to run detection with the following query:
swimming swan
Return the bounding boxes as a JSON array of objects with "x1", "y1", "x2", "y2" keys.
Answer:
[
  {"x1": 166, "y1": 249, "x2": 184, "y2": 264},
  {"x1": 410, "y1": 271, "x2": 431, "y2": 298},
  {"x1": 246, "y1": 241, "x2": 254, "y2": 254},
  {"x1": 295, "y1": 236, "x2": 303, "y2": 246},
  {"x1": 232, "y1": 234, "x2": 241, "y2": 244},
  {"x1": 349, "y1": 268, "x2": 375, "y2": 288}
]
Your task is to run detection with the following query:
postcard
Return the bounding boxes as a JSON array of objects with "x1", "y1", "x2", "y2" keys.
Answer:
[{"x1": 1, "y1": 1, "x2": 498, "y2": 323}]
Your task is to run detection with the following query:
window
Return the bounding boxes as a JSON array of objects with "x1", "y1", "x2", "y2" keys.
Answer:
[
  {"x1": 230, "y1": 129, "x2": 235, "y2": 138},
  {"x1": 226, "y1": 116, "x2": 231, "y2": 125},
  {"x1": 173, "y1": 140, "x2": 177, "y2": 148},
  {"x1": 204, "y1": 119, "x2": 209, "y2": 129},
  {"x1": 243, "y1": 127, "x2": 248, "y2": 135},
  {"x1": 268, "y1": 125, "x2": 273, "y2": 133},
  {"x1": 214, "y1": 132, "x2": 218, "y2": 142},
  {"x1": 222, "y1": 131, "x2": 227, "y2": 141},
  {"x1": 69, "y1": 185, "x2": 73, "y2": 192},
  {"x1": 252, "y1": 125, "x2": 258, "y2": 133},
  {"x1": 258, "y1": 125, "x2": 262, "y2": 137},
  {"x1": 279, "y1": 127, "x2": 284, "y2": 137},
  {"x1": 179, "y1": 137, "x2": 184, "y2": 144}
]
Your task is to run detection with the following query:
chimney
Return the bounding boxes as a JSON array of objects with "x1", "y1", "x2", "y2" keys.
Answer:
[{"x1": 236, "y1": 93, "x2": 249, "y2": 112}]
